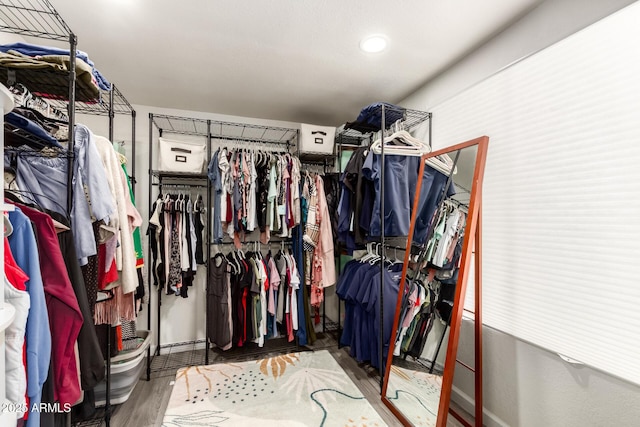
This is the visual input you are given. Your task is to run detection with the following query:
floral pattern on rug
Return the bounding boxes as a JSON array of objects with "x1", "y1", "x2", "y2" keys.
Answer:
[{"x1": 163, "y1": 350, "x2": 387, "y2": 427}]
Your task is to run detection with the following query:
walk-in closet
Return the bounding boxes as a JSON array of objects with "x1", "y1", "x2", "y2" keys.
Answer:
[{"x1": 2, "y1": 1, "x2": 640, "y2": 427}]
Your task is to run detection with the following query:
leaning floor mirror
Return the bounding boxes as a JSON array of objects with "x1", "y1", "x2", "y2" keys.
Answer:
[{"x1": 381, "y1": 136, "x2": 489, "y2": 427}]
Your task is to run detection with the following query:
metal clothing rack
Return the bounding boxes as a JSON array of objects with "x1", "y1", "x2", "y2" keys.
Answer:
[
  {"x1": 0, "y1": 3, "x2": 137, "y2": 427},
  {"x1": 334, "y1": 106, "x2": 432, "y2": 387},
  {"x1": 147, "y1": 113, "x2": 300, "y2": 376},
  {"x1": 148, "y1": 114, "x2": 211, "y2": 377},
  {"x1": 0, "y1": 0, "x2": 76, "y2": 211}
]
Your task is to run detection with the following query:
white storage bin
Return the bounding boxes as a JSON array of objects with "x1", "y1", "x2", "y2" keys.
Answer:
[
  {"x1": 158, "y1": 137, "x2": 206, "y2": 173},
  {"x1": 299, "y1": 123, "x2": 335, "y2": 156}
]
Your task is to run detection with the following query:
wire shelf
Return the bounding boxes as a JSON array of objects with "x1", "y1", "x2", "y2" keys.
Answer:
[
  {"x1": 50, "y1": 83, "x2": 134, "y2": 116},
  {"x1": 5, "y1": 145, "x2": 72, "y2": 158},
  {"x1": 4, "y1": 121, "x2": 66, "y2": 148},
  {"x1": 337, "y1": 107, "x2": 432, "y2": 142},
  {"x1": 0, "y1": 66, "x2": 100, "y2": 102},
  {"x1": 210, "y1": 120, "x2": 298, "y2": 146},
  {"x1": 152, "y1": 114, "x2": 299, "y2": 147},
  {"x1": 151, "y1": 114, "x2": 209, "y2": 136},
  {"x1": 151, "y1": 170, "x2": 209, "y2": 181},
  {"x1": 0, "y1": 0, "x2": 72, "y2": 42},
  {"x1": 0, "y1": 0, "x2": 135, "y2": 114}
]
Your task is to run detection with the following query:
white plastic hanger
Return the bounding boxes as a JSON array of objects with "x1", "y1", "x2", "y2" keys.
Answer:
[
  {"x1": 424, "y1": 151, "x2": 457, "y2": 176},
  {"x1": 369, "y1": 120, "x2": 428, "y2": 155},
  {"x1": 360, "y1": 242, "x2": 376, "y2": 262},
  {"x1": 370, "y1": 129, "x2": 430, "y2": 157}
]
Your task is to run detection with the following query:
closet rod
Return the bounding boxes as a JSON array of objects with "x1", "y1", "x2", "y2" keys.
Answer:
[
  {"x1": 444, "y1": 198, "x2": 469, "y2": 211},
  {"x1": 212, "y1": 240, "x2": 293, "y2": 246},
  {"x1": 381, "y1": 244, "x2": 408, "y2": 252},
  {"x1": 211, "y1": 134, "x2": 292, "y2": 147},
  {"x1": 154, "y1": 183, "x2": 209, "y2": 189}
]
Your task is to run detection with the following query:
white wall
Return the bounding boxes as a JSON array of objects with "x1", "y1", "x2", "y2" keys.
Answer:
[{"x1": 400, "y1": 0, "x2": 640, "y2": 426}]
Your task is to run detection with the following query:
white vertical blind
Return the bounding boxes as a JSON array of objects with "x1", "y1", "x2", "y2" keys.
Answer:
[{"x1": 427, "y1": 3, "x2": 640, "y2": 385}]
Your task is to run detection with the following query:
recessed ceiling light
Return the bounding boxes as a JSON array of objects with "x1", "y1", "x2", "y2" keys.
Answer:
[{"x1": 360, "y1": 35, "x2": 388, "y2": 53}]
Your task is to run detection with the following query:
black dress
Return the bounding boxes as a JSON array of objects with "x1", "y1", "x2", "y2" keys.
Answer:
[{"x1": 207, "y1": 254, "x2": 232, "y2": 349}]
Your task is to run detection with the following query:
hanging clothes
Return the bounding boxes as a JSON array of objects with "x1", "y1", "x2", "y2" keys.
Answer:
[
  {"x1": 206, "y1": 245, "x2": 304, "y2": 349},
  {"x1": 7, "y1": 206, "x2": 51, "y2": 427},
  {"x1": 5, "y1": 117, "x2": 144, "y2": 424},
  {"x1": 193, "y1": 196, "x2": 206, "y2": 264},
  {"x1": 207, "y1": 254, "x2": 233, "y2": 350},
  {"x1": 94, "y1": 134, "x2": 140, "y2": 295},
  {"x1": 336, "y1": 258, "x2": 403, "y2": 371},
  {"x1": 207, "y1": 149, "x2": 303, "y2": 246},
  {"x1": 4, "y1": 240, "x2": 30, "y2": 419},
  {"x1": 148, "y1": 191, "x2": 203, "y2": 299},
  {"x1": 388, "y1": 204, "x2": 467, "y2": 364},
  {"x1": 15, "y1": 203, "x2": 84, "y2": 406},
  {"x1": 337, "y1": 148, "x2": 456, "y2": 249}
]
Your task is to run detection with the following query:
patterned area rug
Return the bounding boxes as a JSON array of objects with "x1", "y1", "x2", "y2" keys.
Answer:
[
  {"x1": 385, "y1": 365, "x2": 443, "y2": 427},
  {"x1": 162, "y1": 350, "x2": 387, "y2": 427}
]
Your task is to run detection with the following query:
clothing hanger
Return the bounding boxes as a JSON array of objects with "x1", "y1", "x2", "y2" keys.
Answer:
[
  {"x1": 4, "y1": 124, "x2": 51, "y2": 150},
  {"x1": 96, "y1": 289, "x2": 115, "y2": 303},
  {"x1": 4, "y1": 164, "x2": 18, "y2": 188},
  {"x1": 226, "y1": 250, "x2": 239, "y2": 274},
  {"x1": 5, "y1": 188, "x2": 70, "y2": 221},
  {"x1": 425, "y1": 153, "x2": 457, "y2": 176},
  {"x1": 370, "y1": 123, "x2": 429, "y2": 156},
  {"x1": 369, "y1": 122, "x2": 457, "y2": 177},
  {"x1": 360, "y1": 242, "x2": 375, "y2": 262},
  {"x1": 368, "y1": 243, "x2": 384, "y2": 265},
  {"x1": 9, "y1": 84, "x2": 31, "y2": 107},
  {"x1": 256, "y1": 242, "x2": 263, "y2": 260},
  {"x1": 4, "y1": 212, "x2": 13, "y2": 236},
  {"x1": 362, "y1": 242, "x2": 379, "y2": 264}
]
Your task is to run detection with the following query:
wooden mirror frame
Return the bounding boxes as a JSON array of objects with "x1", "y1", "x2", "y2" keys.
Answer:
[{"x1": 380, "y1": 136, "x2": 489, "y2": 427}]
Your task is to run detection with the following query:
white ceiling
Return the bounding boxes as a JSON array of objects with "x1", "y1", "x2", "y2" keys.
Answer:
[{"x1": 47, "y1": 0, "x2": 543, "y2": 125}]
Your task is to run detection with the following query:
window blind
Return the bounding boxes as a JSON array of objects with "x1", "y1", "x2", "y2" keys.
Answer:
[{"x1": 422, "y1": 3, "x2": 640, "y2": 385}]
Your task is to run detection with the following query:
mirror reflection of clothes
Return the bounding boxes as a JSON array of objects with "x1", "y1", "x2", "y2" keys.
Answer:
[{"x1": 207, "y1": 255, "x2": 232, "y2": 350}]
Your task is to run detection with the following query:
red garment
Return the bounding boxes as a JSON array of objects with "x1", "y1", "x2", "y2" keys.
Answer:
[
  {"x1": 226, "y1": 194, "x2": 233, "y2": 223},
  {"x1": 4, "y1": 238, "x2": 30, "y2": 416},
  {"x1": 116, "y1": 325, "x2": 123, "y2": 352},
  {"x1": 242, "y1": 288, "x2": 248, "y2": 345},
  {"x1": 286, "y1": 269, "x2": 294, "y2": 342},
  {"x1": 17, "y1": 204, "x2": 83, "y2": 406},
  {"x1": 262, "y1": 260, "x2": 269, "y2": 292},
  {"x1": 5, "y1": 238, "x2": 28, "y2": 291},
  {"x1": 97, "y1": 243, "x2": 119, "y2": 290}
]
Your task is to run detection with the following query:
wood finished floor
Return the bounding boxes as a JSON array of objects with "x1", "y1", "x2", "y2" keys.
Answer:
[{"x1": 75, "y1": 333, "x2": 469, "y2": 427}]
